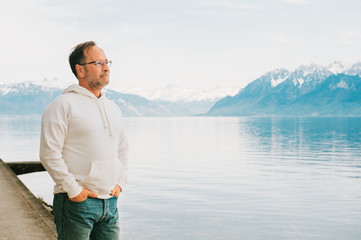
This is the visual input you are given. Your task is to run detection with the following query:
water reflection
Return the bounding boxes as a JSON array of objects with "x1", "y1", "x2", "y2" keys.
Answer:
[
  {"x1": 241, "y1": 117, "x2": 361, "y2": 150},
  {"x1": 239, "y1": 117, "x2": 361, "y2": 170},
  {"x1": 0, "y1": 115, "x2": 41, "y2": 162}
]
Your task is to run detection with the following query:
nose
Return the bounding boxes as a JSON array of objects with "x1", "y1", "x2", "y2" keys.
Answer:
[{"x1": 103, "y1": 63, "x2": 110, "y2": 72}]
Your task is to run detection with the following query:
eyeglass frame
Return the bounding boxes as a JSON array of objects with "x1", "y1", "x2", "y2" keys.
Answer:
[{"x1": 78, "y1": 60, "x2": 112, "y2": 68}]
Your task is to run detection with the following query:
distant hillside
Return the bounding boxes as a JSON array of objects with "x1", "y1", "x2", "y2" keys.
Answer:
[
  {"x1": 0, "y1": 83, "x2": 61, "y2": 114},
  {"x1": 120, "y1": 85, "x2": 239, "y2": 115},
  {"x1": 207, "y1": 62, "x2": 361, "y2": 116},
  {"x1": 0, "y1": 83, "x2": 201, "y2": 117}
]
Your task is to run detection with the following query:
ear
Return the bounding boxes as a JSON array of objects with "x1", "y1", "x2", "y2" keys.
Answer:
[{"x1": 76, "y1": 64, "x2": 85, "y2": 78}]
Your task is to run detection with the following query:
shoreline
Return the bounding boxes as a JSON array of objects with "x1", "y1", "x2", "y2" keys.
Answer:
[{"x1": 0, "y1": 159, "x2": 56, "y2": 238}]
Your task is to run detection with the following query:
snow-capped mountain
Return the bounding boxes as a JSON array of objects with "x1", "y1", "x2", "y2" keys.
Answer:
[
  {"x1": 0, "y1": 82, "x2": 62, "y2": 114},
  {"x1": 119, "y1": 85, "x2": 239, "y2": 115},
  {"x1": 269, "y1": 68, "x2": 291, "y2": 87},
  {"x1": 207, "y1": 62, "x2": 361, "y2": 116},
  {"x1": 344, "y1": 62, "x2": 361, "y2": 76},
  {"x1": 288, "y1": 63, "x2": 333, "y2": 87},
  {"x1": 122, "y1": 85, "x2": 239, "y2": 102},
  {"x1": 267, "y1": 62, "x2": 361, "y2": 88},
  {"x1": 327, "y1": 61, "x2": 348, "y2": 74}
]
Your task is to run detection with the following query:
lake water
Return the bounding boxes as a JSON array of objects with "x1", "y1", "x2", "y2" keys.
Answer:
[{"x1": 1, "y1": 115, "x2": 361, "y2": 240}]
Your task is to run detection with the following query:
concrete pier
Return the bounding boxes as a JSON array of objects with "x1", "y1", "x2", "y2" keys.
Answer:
[{"x1": 0, "y1": 159, "x2": 57, "y2": 239}]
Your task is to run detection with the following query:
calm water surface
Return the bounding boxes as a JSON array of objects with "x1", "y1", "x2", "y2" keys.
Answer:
[{"x1": 1, "y1": 115, "x2": 361, "y2": 240}]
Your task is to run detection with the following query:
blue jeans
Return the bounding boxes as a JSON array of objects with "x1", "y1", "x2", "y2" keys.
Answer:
[{"x1": 53, "y1": 193, "x2": 120, "y2": 240}]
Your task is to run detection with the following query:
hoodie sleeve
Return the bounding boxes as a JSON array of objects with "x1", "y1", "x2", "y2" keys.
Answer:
[
  {"x1": 39, "y1": 97, "x2": 83, "y2": 198},
  {"x1": 117, "y1": 118, "x2": 129, "y2": 190}
]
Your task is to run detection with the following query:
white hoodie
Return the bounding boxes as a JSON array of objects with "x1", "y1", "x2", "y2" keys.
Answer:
[{"x1": 40, "y1": 84, "x2": 128, "y2": 199}]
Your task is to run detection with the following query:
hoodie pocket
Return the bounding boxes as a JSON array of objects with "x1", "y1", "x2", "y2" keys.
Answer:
[{"x1": 81, "y1": 160, "x2": 119, "y2": 195}]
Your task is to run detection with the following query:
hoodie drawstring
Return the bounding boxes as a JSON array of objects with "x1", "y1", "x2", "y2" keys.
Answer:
[
  {"x1": 96, "y1": 99, "x2": 113, "y2": 137},
  {"x1": 102, "y1": 100, "x2": 113, "y2": 137}
]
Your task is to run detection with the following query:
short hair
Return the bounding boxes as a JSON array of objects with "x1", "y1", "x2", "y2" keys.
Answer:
[{"x1": 69, "y1": 41, "x2": 96, "y2": 78}]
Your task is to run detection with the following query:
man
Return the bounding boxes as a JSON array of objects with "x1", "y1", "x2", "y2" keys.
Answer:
[{"x1": 40, "y1": 41, "x2": 128, "y2": 240}]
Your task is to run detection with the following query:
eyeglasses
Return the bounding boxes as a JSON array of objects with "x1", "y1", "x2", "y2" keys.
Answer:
[{"x1": 79, "y1": 60, "x2": 112, "y2": 68}]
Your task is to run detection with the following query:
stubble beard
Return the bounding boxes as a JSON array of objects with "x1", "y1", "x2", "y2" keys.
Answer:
[{"x1": 87, "y1": 74, "x2": 109, "y2": 90}]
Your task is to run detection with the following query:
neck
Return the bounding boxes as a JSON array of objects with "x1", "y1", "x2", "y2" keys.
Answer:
[
  {"x1": 78, "y1": 82, "x2": 102, "y2": 98},
  {"x1": 89, "y1": 89, "x2": 102, "y2": 98}
]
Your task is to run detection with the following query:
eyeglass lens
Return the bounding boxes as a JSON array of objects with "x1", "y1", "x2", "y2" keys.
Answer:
[{"x1": 96, "y1": 61, "x2": 112, "y2": 67}]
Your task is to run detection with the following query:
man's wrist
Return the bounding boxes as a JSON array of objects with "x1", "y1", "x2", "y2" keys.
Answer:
[{"x1": 67, "y1": 185, "x2": 83, "y2": 199}]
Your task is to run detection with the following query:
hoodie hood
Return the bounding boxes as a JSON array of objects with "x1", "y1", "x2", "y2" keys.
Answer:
[
  {"x1": 62, "y1": 84, "x2": 104, "y2": 99},
  {"x1": 62, "y1": 84, "x2": 113, "y2": 136}
]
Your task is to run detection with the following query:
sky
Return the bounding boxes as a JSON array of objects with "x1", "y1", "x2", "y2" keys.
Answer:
[{"x1": 1, "y1": 0, "x2": 361, "y2": 92}]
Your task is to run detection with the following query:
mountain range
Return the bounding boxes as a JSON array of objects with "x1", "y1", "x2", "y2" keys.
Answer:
[
  {"x1": 206, "y1": 61, "x2": 361, "y2": 116},
  {"x1": 0, "y1": 82, "x2": 226, "y2": 117},
  {"x1": 1, "y1": 61, "x2": 361, "y2": 117}
]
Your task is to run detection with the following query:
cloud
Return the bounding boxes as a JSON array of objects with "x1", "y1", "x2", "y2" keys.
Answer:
[
  {"x1": 266, "y1": 33, "x2": 295, "y2": 44},
  {"x1": 189, "y1": 0, "x2": 258, "y2": 18},
  {"x1": 200, "y1": 0, "x2": 255, "y2": 9},
  {"x1": 339, "y1": 29, "x2": 361, "y2": 45},
  {"x1": 282, "y1": 0, "x2": 313, "y2": 5},
  {"x1": 0, "y1": 0, "x2": 112, "y2": 83}
]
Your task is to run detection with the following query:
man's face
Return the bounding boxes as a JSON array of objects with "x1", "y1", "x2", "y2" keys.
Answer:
[{"x1": 83, "y1": 46, "x2": 110, "y2": 90}]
